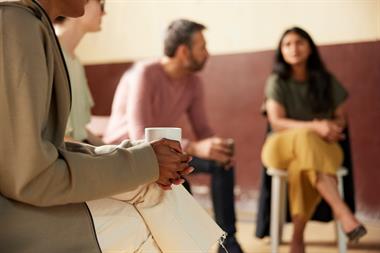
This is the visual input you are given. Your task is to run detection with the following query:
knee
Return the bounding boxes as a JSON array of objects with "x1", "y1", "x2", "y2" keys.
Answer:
[{"x1": 261, "y1": 136, "x2": 286, "y2": 169}]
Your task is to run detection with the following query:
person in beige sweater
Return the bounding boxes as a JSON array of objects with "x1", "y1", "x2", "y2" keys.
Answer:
[{"x1": 0, "y1": 0, "x2": 192, "y2": 252}]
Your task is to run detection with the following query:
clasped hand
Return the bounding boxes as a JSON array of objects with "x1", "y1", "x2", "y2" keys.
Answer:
[
  {"x1": 151, "y1": 139, "x2": 193, "y2": 190},
  {"x1": 189, "y1": 137, "x2": 235, "y2": 169},
  {"x1": 314, "y1": 119, "x2": 345, "y2": 142}
]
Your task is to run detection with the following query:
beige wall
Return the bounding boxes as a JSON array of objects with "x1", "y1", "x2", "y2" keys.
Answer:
[{"x1": 77, "y1": 0, "x2": 380, "y2": 64}]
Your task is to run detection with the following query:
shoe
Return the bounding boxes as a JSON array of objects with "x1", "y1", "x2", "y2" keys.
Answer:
[
  {"x1": 218, "y1": 236, "x2": 244, "y2": 253},
  {"x1": 346, "y1": 224, "x2": 367, "y2": 243}
]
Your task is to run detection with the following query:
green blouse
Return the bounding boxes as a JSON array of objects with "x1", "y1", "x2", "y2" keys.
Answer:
[{"x1": 265, "y1": 74, "x2": 348, "y2": 121}]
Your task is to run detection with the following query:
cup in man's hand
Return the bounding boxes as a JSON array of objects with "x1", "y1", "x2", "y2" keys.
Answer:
[
  {"x1": 226, "y1": 138, "x2": 235, "y2": 156},
  {"x1": 217, "y1": 138, "x2": 235, "y2": 170}
]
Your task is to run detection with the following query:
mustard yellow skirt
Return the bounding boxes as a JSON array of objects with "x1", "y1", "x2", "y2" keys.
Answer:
[{"x1": 261, "y1": 128, "x2": 343, "y2": 220}]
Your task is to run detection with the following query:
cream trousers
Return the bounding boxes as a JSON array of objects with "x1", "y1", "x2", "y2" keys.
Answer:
[
  {"x1": 87, "y1": 184, "x2": 225, "y2": 253},
  {"x1": 87, "y1": 192, "x2": 161, "y2": 253}
]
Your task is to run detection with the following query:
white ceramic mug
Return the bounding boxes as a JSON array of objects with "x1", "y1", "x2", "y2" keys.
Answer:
[{"x1": 144, "y1": 127, "x2": 182, "y2": 142}]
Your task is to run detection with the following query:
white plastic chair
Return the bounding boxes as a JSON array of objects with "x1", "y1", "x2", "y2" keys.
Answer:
[{"x1": 267, "y1": 167, "x2": 348, "y2": 253}]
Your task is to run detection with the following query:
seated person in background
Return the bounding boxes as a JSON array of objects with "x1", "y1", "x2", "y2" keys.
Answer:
[
  {"x1": 54, "y1": 0, "x2": 105, "y2": 146},
  {"x1": 261, "y1": 26, "x2": 366, "y2": 253},
  {"x1": 103, "y1": 19, "x2": 244, "y2": 253}
]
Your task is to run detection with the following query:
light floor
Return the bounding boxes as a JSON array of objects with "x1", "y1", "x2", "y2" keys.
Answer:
[
  {"x1": 224, "y1": 220, "x2": 380, "y2": 253},
  {"x1": 192, "y1": 187, "x2": 380, "y2": 253}
]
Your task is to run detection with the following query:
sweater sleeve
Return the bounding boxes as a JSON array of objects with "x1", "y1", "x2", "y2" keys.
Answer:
[
  {"x1": 330, "y1": 75, "x2": 349, "y2": 109},
  {"x1": 265, "y1": 74, "x2": 286, "y2": 106},
  {"x1": 0, "y1": 6, "x2": 158, "y2": 207},
  {"x1": 126, "y1": 66, "x2": 155, "y2": 140},
  {"x1": 187, "y1": 77, "x2": 214, "y2": 140}
]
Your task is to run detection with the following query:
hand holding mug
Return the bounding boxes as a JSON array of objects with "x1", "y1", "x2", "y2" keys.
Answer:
[{"x1": 146, "y1": 128, "x2": 193, "y2": 190}]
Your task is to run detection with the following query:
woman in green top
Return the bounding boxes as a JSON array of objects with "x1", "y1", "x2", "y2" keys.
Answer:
[{"x1": 261, "y1": 27, "x2": 366, "y2": 253}]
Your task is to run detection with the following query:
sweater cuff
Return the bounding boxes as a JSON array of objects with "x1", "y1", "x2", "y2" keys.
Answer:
[{"x1": 127, "y1": 142, "x2": 160, "y2": 184}]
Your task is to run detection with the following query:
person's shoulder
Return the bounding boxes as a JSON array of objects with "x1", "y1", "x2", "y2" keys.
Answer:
[
  {"x1": 0, "y1": 1, "x2": 42, "y2": 27},
  {"x1": 266, "y1": 73, "x2": 280, "y2": 82},
  {"x1": 1, "y1": 2, "x2": 48, "y2": 45},
  {"x1": 135, "y1": 59, "x2": 160, "y2": 72},
  {"x1": 328, "y1": 73, "x2": 348, "y2": 93},
  {"x1": 266, "y1": 73, "x2": 283, "y2": 88},
  {"x1": 120, "y1": 60, "x2": 160, "y2": 89},
  {"x1": 127, "y1": 59, "x2": 161, "y2": 79},
  {"x1": 0, "y1": 2, "x2": 48, "y2": 52},
  {"x1": 328, "y1": 73, "x2": 342, "y2": 85},
  {"x1": 264, "y1": 73, "x2": 287, "y2": 100},
  {"x1": 326, "y1": 72, "x2": 345, "y2": 89},
  {"x1": 326, "y1": 73, "x2": 349, "y2": 104}
]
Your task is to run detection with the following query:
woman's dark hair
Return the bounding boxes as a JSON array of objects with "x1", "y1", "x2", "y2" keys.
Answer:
[
  {"x1": 164, "y1": 19, "x2": 206, "y2": 57},
  {"x1": 273, "y1": 27, "x2": 333, "y2": 114}
]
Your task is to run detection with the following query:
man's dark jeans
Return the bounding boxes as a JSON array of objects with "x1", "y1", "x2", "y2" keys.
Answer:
[{"x1": 184, "y1": 157, "x2": 237, "y2": 236}]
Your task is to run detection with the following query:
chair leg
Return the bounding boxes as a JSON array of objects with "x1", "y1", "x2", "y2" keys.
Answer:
[
  {"x1": 270, "y1": 174, "x2": 282, "y2": 253},
  {"x1": 268, "y1": 168, "x2": 348, "y2": 253},
  {"x1": 279, "y1": 177, "x2": 287, "y2": 244},
  {"x1": 336, "y1": 173, "x2": 347, "y2": 253}
]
